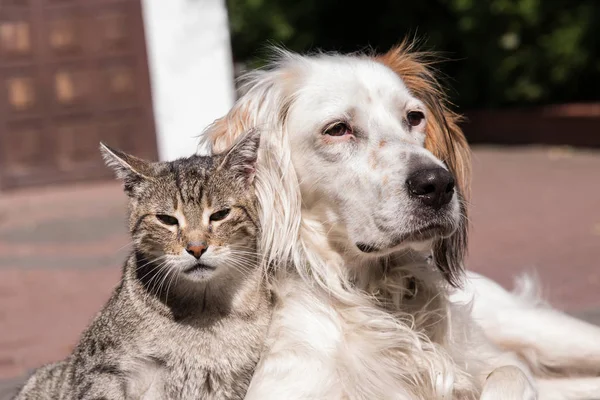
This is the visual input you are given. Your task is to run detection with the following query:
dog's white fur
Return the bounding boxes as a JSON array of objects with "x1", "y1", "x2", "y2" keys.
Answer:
[{"x1": 200, "y1": 43, "x2": 600, "y2": 399}]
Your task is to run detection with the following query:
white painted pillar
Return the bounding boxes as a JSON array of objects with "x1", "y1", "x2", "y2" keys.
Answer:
[{"x1": 141, "y1": 0, "x2": 235, "y2": 160}]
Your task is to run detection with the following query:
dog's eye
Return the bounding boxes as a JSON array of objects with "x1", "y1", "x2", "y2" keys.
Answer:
[
  {"x1": 156, "y1": 214, "x2": 179, "y2": 226},
  {"x1": 323, "y1": 122, "x2": 352, "y2": 137},
  {"x1": 210, "y1": 208, "x2": 231, "y2": 222},
  {"x1": 407, "y1": 111, "x2": 425, "y2": 127}
]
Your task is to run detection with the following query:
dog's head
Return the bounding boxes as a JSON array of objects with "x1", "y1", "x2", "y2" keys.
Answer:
[{"x1": 202, "y1": 41, "x2": 470, "y2": 286}]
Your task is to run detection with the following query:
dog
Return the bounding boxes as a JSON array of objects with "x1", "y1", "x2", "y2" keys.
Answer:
[{"x1": 200, "y1": 41, "x2": 600, "y2": 399}]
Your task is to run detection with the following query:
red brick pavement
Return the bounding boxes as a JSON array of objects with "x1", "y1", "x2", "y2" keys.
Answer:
[
  {"x1": 467, "y1": 146, "x2": 600, "y2": 309},
  {"x1": 0, "y1": 146, "x2": 599, "y2": 395},
  {"x1": 0, "y1": 182, "x2": 128, "y2": 382}
]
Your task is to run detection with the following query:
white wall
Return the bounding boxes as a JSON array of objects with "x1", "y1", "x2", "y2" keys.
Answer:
[{"x1": 141, "y1": 0, "x2": 235, "y2": 160}]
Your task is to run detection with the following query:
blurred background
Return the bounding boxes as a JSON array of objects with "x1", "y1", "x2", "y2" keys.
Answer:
[{"x1": 0, "y1": 0, "x2": 599, "y2": 396}]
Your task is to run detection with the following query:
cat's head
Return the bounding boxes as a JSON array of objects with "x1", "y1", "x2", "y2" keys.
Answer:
[{"x1": 100, "y1": 130, "x2": 261, "y2": 282}]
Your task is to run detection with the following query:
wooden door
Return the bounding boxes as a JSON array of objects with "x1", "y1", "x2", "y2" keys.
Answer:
[{"x1": 0, "y1": 0, "x2": 157, "y2": 190}]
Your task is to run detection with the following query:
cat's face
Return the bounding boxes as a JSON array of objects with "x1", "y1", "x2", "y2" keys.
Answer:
[{"x1": 101, "y1": 130, "x2": 260, "y2": 282}]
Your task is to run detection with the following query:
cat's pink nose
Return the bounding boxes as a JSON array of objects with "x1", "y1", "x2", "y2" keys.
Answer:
[{"x1": 186, "y1": 242, "x2": 207, "y2": 259}]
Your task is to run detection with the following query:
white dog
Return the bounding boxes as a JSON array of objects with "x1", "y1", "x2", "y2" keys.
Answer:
[{"x1": 200, "y1": 41, "x2": 600, "y2": 399}]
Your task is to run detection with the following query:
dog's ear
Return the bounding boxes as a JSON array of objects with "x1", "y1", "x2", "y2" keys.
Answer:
[
  {"x1": 203, "y1": 104, "x2": 253, "y2": 154},
  {"x1": 199, "y1": 58, "x2": 303, "y2": 274},
  {"x1": 431, "y1": 197, "x2": 468, "y2": 287},
  {"x1": 376, "y1": 39, "x2": 470, "y2": 287},
  {"x1": 200, "y1": 61, "x2": 298, "y2": 154}
]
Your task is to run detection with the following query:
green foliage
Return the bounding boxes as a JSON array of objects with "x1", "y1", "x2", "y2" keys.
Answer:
[{"x1": 226, "y1": 0, "x2": 600, "y2": 109}]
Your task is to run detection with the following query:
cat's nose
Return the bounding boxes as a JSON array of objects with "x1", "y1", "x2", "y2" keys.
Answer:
[{"x1": 186, "y1": 242, "x2": 207, "y2": 259}]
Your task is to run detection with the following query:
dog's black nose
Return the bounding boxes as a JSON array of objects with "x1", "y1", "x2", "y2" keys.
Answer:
[{"x1": 406, "y1": 167, "x2": 455, "y2": 209}]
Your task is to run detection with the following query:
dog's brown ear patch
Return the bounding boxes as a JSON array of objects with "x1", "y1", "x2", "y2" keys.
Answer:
[
  {"x1": 375, "y1": 40, "x2": 471, "y2": 287},
  {"x1": 205, "y1": 104, "x2": 254, "y2": 153},
  {"x1": 375, "y1": 40, "x2": 471, "y2": 200}
]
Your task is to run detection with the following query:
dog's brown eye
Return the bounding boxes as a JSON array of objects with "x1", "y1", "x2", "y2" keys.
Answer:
[
  {"x1": 156, "y1": 214, "x2": 179, "y2": 226},
  {"x1": 210, "y1": 208, "x2": 231, "y2": 222},
  {"x1": 324, "y1": 122, "x2": 352, "y2": 137},
  {"x1": 407, "y1": 111, "x2": 425, "y2": 127}
]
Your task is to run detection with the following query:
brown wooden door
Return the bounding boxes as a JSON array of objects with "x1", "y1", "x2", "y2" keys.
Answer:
[{"x1": 0, "y1": 0, "x2": 158, "y2": 190}]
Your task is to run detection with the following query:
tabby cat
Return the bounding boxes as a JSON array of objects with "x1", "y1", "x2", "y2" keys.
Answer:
[{"x1": 15, "y1": 130, "x2": 272, "y2": 400}]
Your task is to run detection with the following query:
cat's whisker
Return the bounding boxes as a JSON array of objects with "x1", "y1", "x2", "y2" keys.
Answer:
[
  {"x1": 164, "y1": 266, "x2": 181, "y2": 305},
  {"x1": 229, "y1": 251, "x2": 260, "y2": 257},
  {"x1": 228, "y1": 263, "x2": 253, "y2": 275},
  {"x1": 227, "y1": 252, "x2": 256, "y2": 262},
  {"x1": 226, "y1": 258, "x2": 258, "y2": 275},
  {"x1": 160, "y1": 268, "x2": 172, "y2": 304},
  {"x1": 228, "y1": 251, "x2": 260, "y2": 260},
  {"x1": 114, "y1": 240, "x2": 134, "y2": 253},
  {"x1": 138, "y1": 263, "x2": 168, "y2": 288},
  {"x1": 224, "y1": 261, "x2": 253, "y2": 274},
  {"x1": 155, "y1": 264, "x2": 173, "y2": 303},
  {"x1": 228, "y1": 252, "x2": 261, "y2": 261},
  {"x1": 229, "y1": 255, "x2": 261, "y2": 266},
  {"x1": 158, "y1": 263, "x2": 175, "y2": 297},
  {"x1": 230, "y1": 245, "x2": 261, "y2": 253},
  {"x1": 137, "y1": 256, "x2": 169, "y2": 284},
  {"x1": 147, "y1": 261, "x2": 171, "y2": 296},
  {"x1": 140, "y1": 255, "x2": 168, "y2": 269},
  {"x1": 227, "y1": 257, "x2": 258, "y2": 268},
  {"x1": 136, "y1": 254, "x2": 168, "y2": 267}
]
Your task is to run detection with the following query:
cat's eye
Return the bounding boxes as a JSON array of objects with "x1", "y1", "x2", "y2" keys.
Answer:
[
  {"x1": 210, "y1": 208, "x2": 231, "y2": 222},
  {"x1": 156, "y1": 214, "x2": 179, "y2": 226}
]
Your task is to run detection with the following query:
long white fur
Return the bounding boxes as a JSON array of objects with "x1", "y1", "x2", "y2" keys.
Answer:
[
  {"x1": 458, "y1": 272, "x2": 600, "y2": 378},
  {"x1": 200, "y1": 48, "x2": 600, "y2": 399}
]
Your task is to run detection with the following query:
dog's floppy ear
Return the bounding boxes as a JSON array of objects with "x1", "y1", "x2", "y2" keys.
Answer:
[
  {"x1": 376, "y1": 40, "x2": 470, "y2": 287},
  {"x1": 203, "y1": 104, "x2": 254, "y2": 153},
  {"x1": 199, "y1": 58, "x2": 304, "y2": 274}
]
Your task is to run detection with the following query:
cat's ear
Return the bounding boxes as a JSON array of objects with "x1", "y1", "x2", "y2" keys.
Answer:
[
  {"x1": 100, "y1": 143, "x2": 155, "y2": 193},
  {"x1": 218, "y1": 129, "x2": 261, "y2": 186}
]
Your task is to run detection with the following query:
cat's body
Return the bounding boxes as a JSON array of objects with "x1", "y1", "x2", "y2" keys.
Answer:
[
  {"x1": 18, "y1": 254, "x2": 270, "y2": 400},
  {"x1": 15, "y1": 130, "x2": 271, "y2": 400}
]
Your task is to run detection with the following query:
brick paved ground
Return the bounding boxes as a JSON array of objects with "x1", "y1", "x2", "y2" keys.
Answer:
[
  {"x1": 467, "y1": 146, "x2": 600, "y2": 309},
  {"x1": 0, "y1": 146, "x2": 599, "y2": 398}
]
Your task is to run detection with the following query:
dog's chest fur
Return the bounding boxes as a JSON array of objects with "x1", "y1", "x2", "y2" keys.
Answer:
[{"x1": 246, "y1": 261, "x2": 482, "y2": 400}]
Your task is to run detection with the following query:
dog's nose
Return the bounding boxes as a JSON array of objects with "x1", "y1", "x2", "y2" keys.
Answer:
[
  {"x1": 406, "y1": 167, "x2": 455, "y2": 209},
  {"x1": 186, "y1": 242, "x2": 207, "y2": 259}
]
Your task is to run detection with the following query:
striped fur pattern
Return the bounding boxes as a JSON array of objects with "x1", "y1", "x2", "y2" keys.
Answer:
[{"x1": 15, "y1": 131, "x2": 272, "y2": 400}]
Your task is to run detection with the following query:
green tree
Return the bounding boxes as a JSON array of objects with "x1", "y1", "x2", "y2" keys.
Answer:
[{"x1": 226, "y1": 0, "x2": 600, "y2": 109}]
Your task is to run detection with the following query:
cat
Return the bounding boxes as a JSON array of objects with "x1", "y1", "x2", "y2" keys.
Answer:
[{"x1": 14, "y1": 129, "x2": 272, "y2": 400}]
